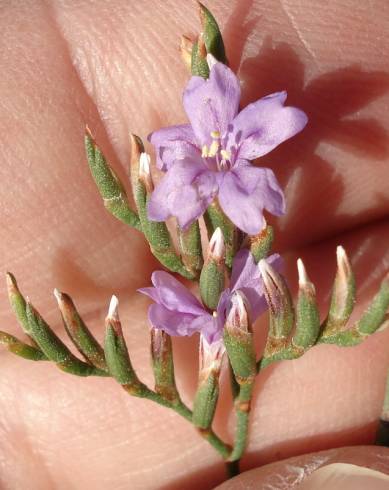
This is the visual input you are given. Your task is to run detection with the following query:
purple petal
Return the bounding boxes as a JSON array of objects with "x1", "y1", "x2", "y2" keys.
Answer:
[
  {"x1": 148, "y1": 304, "x2": 202, "y2": 337},
  {"x1": 148, "y1": 125, "x2": 200, "y2": 171},
  {"x1": 137, "y1": 286, "x2": 161, "y2": 303},
  {"x1": 218, "y1": 166, "x2": 285, "y2": 235},
  {"x1": 150, "y1": 271, "x2": 205, "y2": 316},
  {"x1": 230, "y1": 250, "x2": 283, "y2": 321},
  {"x1": 147, "y1": 159, "x2": 219, "y2": 230},
  {"x1": 216, "y1": 289, "x2": 231, "y2": 333},
  {"x1": 183, "y1": 63, "x2": 241, "y2": 146},
  {"x1": 227, "y1": 91, "x2": 308, "y2": 160},
  {"x1": 191, "y1": 314, "x2": 221, "y2": 344}
]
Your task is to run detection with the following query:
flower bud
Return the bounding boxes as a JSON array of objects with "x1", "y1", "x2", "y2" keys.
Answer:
[
  {"x1": 247, "y1": 220, "x2": 274, "y2": 263},
  {"x1": 200, "y1": 227, "x2": 226, "y2": 310},
  {"x1": 139, "y1": 152, "x2": 153, "y2": 194},
  {"x1": 223, "y1": 291, "x2": 256, "y2": 383},
  {"x1": 129, "y1": 132, "x2": 145, "y2": 201},
  {"x1": 292, "y1": 259, "x2": 320, "y2": 349},
  {"x1": 54, "y1": 289, "x2": 107, "y2": 370},
  {"x1": 6, "y1": 272, "x2": 30, "y2": 336},
  {"x1": 192, "y1": 335, "x2": 225, "y2": 429},
  {"x1": 322, "y1": 246, "x2": 355, "y2": 336},
  {"x1": 259, "y1": 259, "x2": 294, "y2": 349},
  {"x1": 85, "y1": 127, "x2": 140, "y2": 229},
  {"x1": 104, "y1": 296, "x2": 139, "y2": 387},
  {"x1": 150, "y1": 328, "x2": 179, "y2": 403},
  {"x1": 177, "y1": 221, "x2": 203, "y2": 278},
  {"x1": 356, "y1": 272, "x2": 389, "y2": 335},
  {"x1": 198, "y1": 2, "x2": 227, "y2": 64},
  {"x1": 180, "y1": 35, "x2": 193, "y2": 70}
]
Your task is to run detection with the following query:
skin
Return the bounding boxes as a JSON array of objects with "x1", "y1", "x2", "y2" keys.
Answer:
[{"x1": 0, "y1": 0, "x2": 389, "y2": 488}]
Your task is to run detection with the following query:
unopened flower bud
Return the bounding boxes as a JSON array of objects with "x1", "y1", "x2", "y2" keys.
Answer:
[
  {"x1": 150, "y1": 328, "x2": 179, "y2": 403},
  {"x1": 322, "y1": 246, "x2": 355, "y2": 336},
  {"x1": 54, "y1": 289, "x2": 106, "y2": 370},
  {"x1": 193, "y1": 335, "x2": 225, "y2": 430},
  {"x1": 246, "y1": 220, "x2": 274, "y2": 263},
  {"x1": 200, "y1": 227, "x2": 226, "y2": 310},
  {"x1": 6, "y1": 272, "x2": 30, "y2": 336},
  {"x1": 259, "y1": 259, "x2": 294, "y2": 345},
  {"x1": 104, "y1": 296, "x2": 139, "y2": 387},
  {"x1": 180, "y1": 35, "x2": 193, "y2": 70},
  {"x1": 139, "y1": 152, "x2": 153, "y2": 194},
  {"x1": 293, "y1": 259, "x2": 320, "y2": 349},
  {"x1": 223, "y1": 291, "x2": 256, "y2": 383},
  {"x1": 129, "y1": 132, "x2": 145, "y2": 200}
]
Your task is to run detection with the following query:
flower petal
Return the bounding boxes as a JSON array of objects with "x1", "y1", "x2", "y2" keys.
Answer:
[
  {"x1": 148, "y1": 304, "x2": 202, "y2": 337},
  {"x1": 227, "y1": 91, "x2": 308, "y2": 160},
  {"x1": 148, "y1": 124, "x2": 200, "y2": 171},
  {"x1": 218, "y1": 166, "x2": 285, "y2": 235},
  {"x1": 191, "y1": 314, "x2": 221, "y2": 344},
  {"x1": 147, "y1": 159, "x2": 219, "y2": 229},
  {"x1": 149, "y1": 270, "x2": 205, "y2": 315},
  {"x1": 183, "y1": 62, "x2": 241, "y2": 146},
  {"x1": 230, "y1": 250, "x2": 282, "y2": 320}
]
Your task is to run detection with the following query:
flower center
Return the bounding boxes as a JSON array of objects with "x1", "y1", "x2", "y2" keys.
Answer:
[{"x1": 201, "y1": 130, "x2": 232, "y2": 171}]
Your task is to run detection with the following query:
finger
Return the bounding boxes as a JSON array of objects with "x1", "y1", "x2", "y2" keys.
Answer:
[{"x1": 215, "y1": 446, "x2": 389, "y2": 489}]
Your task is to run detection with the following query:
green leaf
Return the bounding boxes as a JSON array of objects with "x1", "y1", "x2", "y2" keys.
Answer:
[
  {"x1": 356, "y1": 273, "x2": 389, "y2": 335},
  {"x1": 191, "y1": 38, "x2": 209, "y2": 78},
  {"x1": 177, "y1": 221, "x2": 203, "y2": 278},
  {"x1": 0, "y1": 331, "x2": 47, "y2": 361}
]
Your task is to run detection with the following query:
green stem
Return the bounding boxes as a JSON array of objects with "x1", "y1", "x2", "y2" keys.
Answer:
[
  {"x1": 229, "y1": 381, "x2": 254, "y2": 462},
  {"x1": 122, "y1": 383, "x2": 231, "y2": 459}
]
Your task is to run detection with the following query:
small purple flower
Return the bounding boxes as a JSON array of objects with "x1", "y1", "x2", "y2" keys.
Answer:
[
  {"x1": 138, "y1": 249, "x2": 281, "y2": 344},
  {"x1": 148, "y1": 58, "x2": 307, "y2": 235}
]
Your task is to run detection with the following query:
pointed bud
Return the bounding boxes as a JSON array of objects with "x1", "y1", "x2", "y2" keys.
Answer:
[
  {"x1": 177, "y1": 221, "x2": 203, "y2": 278},
  {"x1": 6, "y1": 272, "x2": 31, "y2": 336},
  {"x1": 223, "y1": 291, "x2": 256, "y2": 383},
  {"x1": 198, "y1": 2, "x2": 227, "y2": 64},
  {"x1": 180, "y1": 35, "x2": 193, "y2": 70},
  {"x1": 247, "y1": 221, "x2": 274, "y2": 263},
  {"x1": 54, "y1": 289, "x2": 107, "y2": 370},
  {"x1": 129, "y1": 132, "x2": 145, "y2": 201},
  {"x1": 200, "y1": 227, "x2": 226, "y2": 310},
  {"x1": 0, "y1": 331, "x2": 47, "y2": 361},
  {"x1": 104, "y1": 296, "x2": 139, "y2": 387},
  {"x1": 193, "y1": 335, "x2": 225, "y2": 429},
  {"x1": 356, "y1": 272, "x2": 389, "y2": 335},
  {"x1": 25, "y1": 300, "x2": 103, "y2": 376},
  {"x1": 150, "y1": 328, "x2": 179, "y2": 403},
  {"x1": 322, "y1": 246, "x2": 355, "y2": 336},
  {"x1": 292, "y1": 259, "x2": 320, "y2": 349},
  {"x1": 259, "y1": 259, "x2": 294, "y2": 349},
  {"x1": 84, "y1": 128, "x2": 140, "y2": 229},
  {"x1": 139, "y1": 152, "x2": 153, "y2": 194}
]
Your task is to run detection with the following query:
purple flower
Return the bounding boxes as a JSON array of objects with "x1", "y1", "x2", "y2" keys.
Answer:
[
  {"x1": 138, "y1": 249, "x2": 281, "y2": 343},
  {"x1": 148, "y1": 59, "x2": 308, "y2": 235}
]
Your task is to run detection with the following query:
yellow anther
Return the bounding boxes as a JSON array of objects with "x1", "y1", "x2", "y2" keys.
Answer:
[
  {"x1": 220, "y1": 149, "x2": 231, "y2": 160},
  {"x1": 210, "y1": 130, "x2": 220, "y2": 139},
  {"x1": 202, "y1": 145, "x2": 209, "y2": 158},
  {"x1": 208, "y1": 140, "x2": 220, "y2": 157}
]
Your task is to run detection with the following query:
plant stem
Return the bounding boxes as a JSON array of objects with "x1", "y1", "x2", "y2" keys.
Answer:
[
  {"x1": 225, "y1": 460, "x2": 240, "y2": 479},
  {"x1": 122, "y1": 383, "x2": 232, "y2": 460},
  {"x1": 228, "y1": 381, "x2": 254, "y2": 462}
]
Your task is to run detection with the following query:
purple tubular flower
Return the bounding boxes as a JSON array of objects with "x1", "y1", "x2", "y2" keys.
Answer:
[
  {"x1": 138, "y1": 249, "x2": 281, "y2": 344},
  {"x1": 148, "y1": 60, "x2": 308, "y2": 234}
]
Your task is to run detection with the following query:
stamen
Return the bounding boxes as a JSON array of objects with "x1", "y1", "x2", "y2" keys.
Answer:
[
  {"x1": 202, "y1": 145, "x2": 209, "y2": 158},
  {"x1": 210, "y1": 130, "x2": 220, "y2": 139},
  {"x1": 220, "y1": 149, "x2": 230, "y2": 161},
  {"x1": 208, "y1": 140, "x2": 220, "y2": 157}
]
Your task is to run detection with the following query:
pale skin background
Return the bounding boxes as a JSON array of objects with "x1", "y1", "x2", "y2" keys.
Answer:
[{"x1": 1, "y1": 0, "x2": 389, "y2": 488}]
